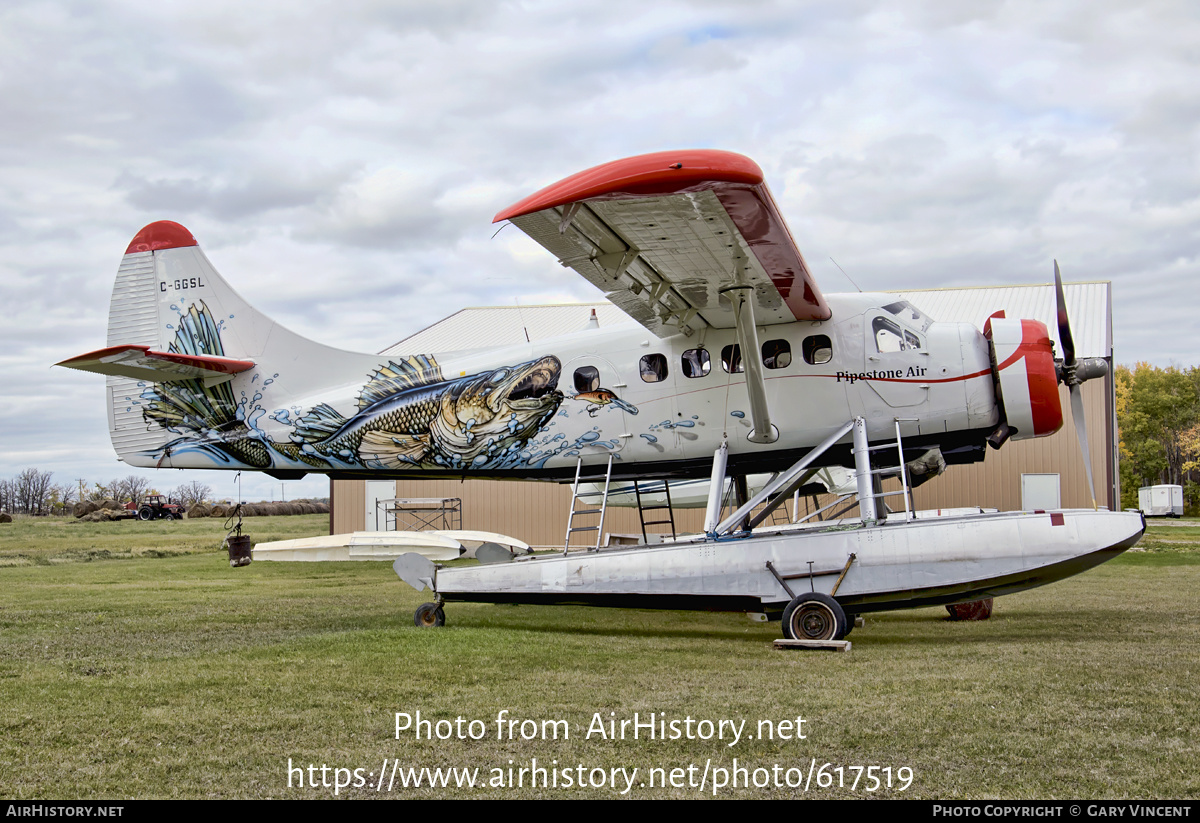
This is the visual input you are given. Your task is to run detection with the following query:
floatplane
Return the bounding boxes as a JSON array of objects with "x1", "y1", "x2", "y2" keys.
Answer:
[{"x1": 58, "y1": 149, "x2": 1143, "y2": 641}]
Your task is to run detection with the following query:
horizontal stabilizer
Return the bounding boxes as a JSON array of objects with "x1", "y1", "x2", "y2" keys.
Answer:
[
  {"x1": 57, "y1": 345, "x2": 255, "y2": 383},
  {"x1": 253, "y1": 531, "x2": 464, "y2": 562}
]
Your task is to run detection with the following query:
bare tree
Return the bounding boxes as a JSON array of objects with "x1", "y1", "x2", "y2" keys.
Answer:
[
  {"x1": 14, "y1": 468, "x2": 54, "y2": 515},
  {"x1": 173, "y1": 480, "x2": 212, "y2": 508},
  {"x1": 53, "y1": 482, "x2": 77, "y2": 507},
  {"x1": 47, "y1": 482, "x2": 76, "y2": 515},
  {"x1": 123, "y1": 475, "x2": 151, "y2": 505}
]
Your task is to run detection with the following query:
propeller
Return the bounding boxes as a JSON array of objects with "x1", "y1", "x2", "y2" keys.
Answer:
[{"x1": 1053, "y1": 261, "x2": 1108, "y2": 509}]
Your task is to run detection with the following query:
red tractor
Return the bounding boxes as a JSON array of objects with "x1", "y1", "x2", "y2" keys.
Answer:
[{"x1": 135, "y1": 495, "x2": 184, "y2": 521}]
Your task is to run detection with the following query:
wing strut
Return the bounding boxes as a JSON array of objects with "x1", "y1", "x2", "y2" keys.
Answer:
[{"x1": 722, "y1": 284, "x2": 778, "y2": 444}]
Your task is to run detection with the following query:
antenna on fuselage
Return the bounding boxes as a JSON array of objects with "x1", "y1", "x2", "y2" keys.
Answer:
[{"x1": 830, "y1": 257, "x2": 862, "y2": 293}]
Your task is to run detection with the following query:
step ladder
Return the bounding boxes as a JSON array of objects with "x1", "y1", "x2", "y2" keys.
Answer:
[
  {"x1": 633, "y1": 480, "x2": 677, "y2": 543},
  {"x1": 853, "y1": 418, "x2": 917, "y2": 523},
  {"x1": 563, "y1": 454, "x2": 614, "y2": 553}
]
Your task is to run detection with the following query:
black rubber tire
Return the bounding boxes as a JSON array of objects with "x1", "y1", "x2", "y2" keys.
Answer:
[
  {"x1": 782, "y1": 592, "x2": 848, "y2": 641},
  {"x1": 164, "y1": 513, "x2": 176, "y2": 521},
  {"x1": 414, "y1": 602, "x2": 445, "y2": 628},
  {"x1": 138, "y1": 507, "x2": 153, "y2": 521}
]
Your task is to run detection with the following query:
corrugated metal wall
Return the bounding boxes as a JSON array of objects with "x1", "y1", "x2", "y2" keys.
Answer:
[{"x1": 333, "y1": 475, "x2": 709, "y2": 548}]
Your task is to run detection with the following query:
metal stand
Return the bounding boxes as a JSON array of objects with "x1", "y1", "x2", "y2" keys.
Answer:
[{"x1": 380, "y1": 498, "x2": 462, "y2": 532}]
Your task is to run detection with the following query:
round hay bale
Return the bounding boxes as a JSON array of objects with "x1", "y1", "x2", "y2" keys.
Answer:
[
  {"x1": 209, "y1": 504, "x2": 227, "y2": 518},
  {"x1": 75, "y1": 501, "x2": 98, "y2": 518},
  {"x1": 188, "y1": 503, "x2": 212, "y2": 518},
  {"x1": 0, "y1": 512, "x2": 12, "y2": 523}
]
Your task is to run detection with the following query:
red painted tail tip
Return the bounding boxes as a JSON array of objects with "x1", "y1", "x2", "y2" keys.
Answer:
[{"x1": 125, "y1": 221, "x2": 198, "y2": 254}]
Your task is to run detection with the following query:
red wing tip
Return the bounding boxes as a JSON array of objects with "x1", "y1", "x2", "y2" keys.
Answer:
[
  {"x1": 125, "y1": 221, "x2": 198, "y2": 254},
  {"x1": 492, "y1": 149, "x2": 764, "y2": 223}
]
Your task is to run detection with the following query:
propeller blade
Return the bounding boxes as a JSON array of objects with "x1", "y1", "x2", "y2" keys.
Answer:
[
  {"x1": 1053, "y1": 260, "x2": 1076, "y2": 365},
  {"x1": 1069, "y1": 383, "x2": 1097, "y2": 510}
]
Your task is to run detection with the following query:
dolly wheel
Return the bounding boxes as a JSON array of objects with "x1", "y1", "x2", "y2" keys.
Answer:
[
  {"x1": 782, "y1": 592, "x2": 848, "y2": 641},
  {"x1": 414, "y1": 602, "x2": 445, "y2": 628}
]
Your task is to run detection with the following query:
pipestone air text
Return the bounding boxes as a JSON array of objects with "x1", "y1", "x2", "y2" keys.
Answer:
[
  {"x1": 395, "y1": 710, "x2": 806, "y2": 747},
  {"x1": 835, "y1": 368, "x2": 927, "y2": 384}
]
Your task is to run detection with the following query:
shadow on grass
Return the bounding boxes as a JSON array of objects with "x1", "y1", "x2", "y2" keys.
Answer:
[{"x1": 428, "y1": 598, "x2": 1170, "y2": 649}]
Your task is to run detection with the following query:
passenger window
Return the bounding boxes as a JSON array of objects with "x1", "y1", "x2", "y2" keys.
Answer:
[
  {"x1": 721, "y1": 344, "x2": 743, "y2": 374},
  {"x1": 682, "y1": 348, "x2": 711, "y2": 378},
  {"x1": 639, "y1": 353, "x2": 668, "y2": 383},
  {"x1": 574, "y1": 366, "x2": 600, "y2": 394},
  {"x1": 803, "y1": 335, "x2": 833, "y2": 365},
  {"x1": 762, "y1": 339, "x2": 791, "y2": 369}
]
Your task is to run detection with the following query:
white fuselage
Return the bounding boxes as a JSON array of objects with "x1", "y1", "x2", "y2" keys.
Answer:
[{"x1": 124, "y1": 290, "x2": 1002, "y2": 481}]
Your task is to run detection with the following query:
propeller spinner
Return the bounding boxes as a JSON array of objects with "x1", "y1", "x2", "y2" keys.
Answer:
[{"x1": 1053, "y1": 261, "x2": 1109, "y2": 509}]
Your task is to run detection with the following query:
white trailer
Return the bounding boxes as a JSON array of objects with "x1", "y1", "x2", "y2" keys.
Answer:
[{"x1": 1139, "y1": 485, "x2": 1184, "y2": 518}]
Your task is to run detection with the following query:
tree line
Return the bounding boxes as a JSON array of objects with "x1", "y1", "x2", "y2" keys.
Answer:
[
  {"x1": 0, "y1": 471, "x2": 212, "y2": 517},
  {"x1": 1116, "y1": 363, "x2": 1200, "y2": 512}
]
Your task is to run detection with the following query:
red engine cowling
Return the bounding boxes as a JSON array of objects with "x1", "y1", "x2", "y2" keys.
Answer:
[{"x1": 984, "y1": 315, "x2": 1063, "y2": 440}]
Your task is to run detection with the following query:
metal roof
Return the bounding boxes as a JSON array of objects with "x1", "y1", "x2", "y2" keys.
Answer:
[
  {"x1": 385, "y1": 283, "x2": 1112, "y2": 359},
  {"x1": 891, "y1": 282, "x2": 1111, "y2": 359}
]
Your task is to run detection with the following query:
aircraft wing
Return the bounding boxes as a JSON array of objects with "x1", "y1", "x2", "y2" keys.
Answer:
[
  {"x1": 494, "y1": 149, "x2": 830, "y2": 338},
  {"x1": 56, "y1": 344, "x2": 255, "y2": 382}
]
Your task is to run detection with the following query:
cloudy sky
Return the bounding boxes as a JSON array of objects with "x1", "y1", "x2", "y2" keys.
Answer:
[{"x1": 3, "y1": 0, "x2": 1197, "y2": 502}]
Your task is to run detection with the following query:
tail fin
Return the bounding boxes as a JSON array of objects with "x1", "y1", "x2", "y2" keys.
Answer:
[{"x1": 58, "y1": 221, "x2": 377, "y2": 473}]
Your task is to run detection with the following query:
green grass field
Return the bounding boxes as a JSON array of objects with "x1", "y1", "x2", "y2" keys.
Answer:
[{"x1": 0, "y1": 516, "x2": 1197, "y2": 799}]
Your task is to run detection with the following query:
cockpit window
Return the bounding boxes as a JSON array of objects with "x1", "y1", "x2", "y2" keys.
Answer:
[
  {"x1": 873, "y1": 317, "x2": 905, "y2": 353},
  {"x1": 873, "y1": 316, "x2": 922, "y2": 353},
  {"x1": 882, "y1": 300, "x2": 933, "y2": 333}
]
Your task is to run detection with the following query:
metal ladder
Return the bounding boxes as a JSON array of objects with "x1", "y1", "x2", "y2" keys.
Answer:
[
  {"x1": 563, "y1": 454, "x2": 614, "y2": 553},
  {"x1": 633, "y1": 480, "x2": 677, "y2": 543},
  {"x1": 852, "y1": 418, "x2": 916, "y2": 524}
]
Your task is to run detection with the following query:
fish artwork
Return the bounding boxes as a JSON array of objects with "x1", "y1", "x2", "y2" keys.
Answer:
[
  {"x1": 139, "y1": 302, "x2": 565, "y2": 471},
  {"x1": 292, "y1": 355, "x2": 564, "y2": 470}
]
